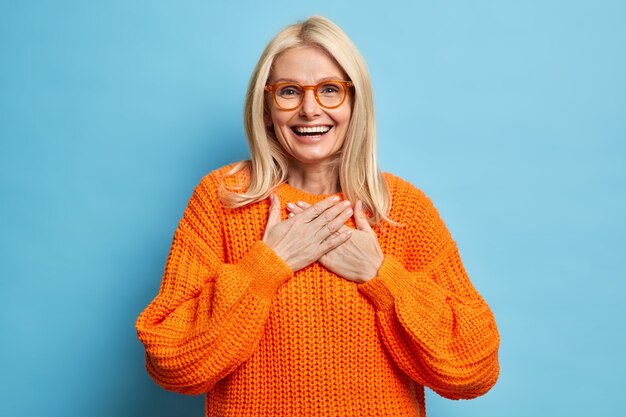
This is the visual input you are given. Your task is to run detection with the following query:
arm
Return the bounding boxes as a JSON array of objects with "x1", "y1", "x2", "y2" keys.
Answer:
[
  {"x1": 135, "y1": 174, "x2": 292, "y2": 395},
  {"x1": 358, "y1": 191, "x2": 500, "y2": 400}
]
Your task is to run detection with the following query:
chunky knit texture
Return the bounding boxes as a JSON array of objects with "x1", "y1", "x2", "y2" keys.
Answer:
[{"x1": 136, "y1": 163, "x2": 500, "y2": 417}]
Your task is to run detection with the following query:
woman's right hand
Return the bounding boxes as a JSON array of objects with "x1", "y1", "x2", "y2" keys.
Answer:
[{"x1": 262, "y1": 194, "x2": 353, "y2": 272}]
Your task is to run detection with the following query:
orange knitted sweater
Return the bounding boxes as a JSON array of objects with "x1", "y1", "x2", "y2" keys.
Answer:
[{"x1": 136, "y1": 164, "x2": 500, "y2": 417}]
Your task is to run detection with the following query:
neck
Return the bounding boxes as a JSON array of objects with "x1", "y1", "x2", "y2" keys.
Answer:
[{"x1": 287, "y1": 160, "x2": 340, "y2": 195}]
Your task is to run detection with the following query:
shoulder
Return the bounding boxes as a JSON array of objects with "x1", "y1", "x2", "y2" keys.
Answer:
[
  {"x1": 382, "y1": 172, "x2": 431, "y2": 206},
  {"x1": 197, "y1": 161, "x2": 252, "y2": 193},
  {"x1": 180, "y1": 161, "x2": 251, "y2": 211},
  {"x1": 382, "y1": 172, "x2": 441, "y2": 225}
]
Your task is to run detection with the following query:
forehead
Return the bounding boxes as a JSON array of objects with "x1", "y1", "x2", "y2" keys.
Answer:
[{"x1": 270, "y1": 46, "x2": 347, "y2": 83}]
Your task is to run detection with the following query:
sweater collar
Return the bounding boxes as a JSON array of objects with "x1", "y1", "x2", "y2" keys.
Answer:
[{"x1": 275, "y1": 181, "x2": 344, "y2": 205}]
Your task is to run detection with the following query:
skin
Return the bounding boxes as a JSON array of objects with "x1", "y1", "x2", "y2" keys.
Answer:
[
  {"x1": 286, "y1": 200, "x2": 383, "y2": 283},
  {"x1": 265, "y1": 46, "x2": 352, "y2": 194},
  {"x1": 261, "y1": 46, "x2": 383, "y2": 283}
]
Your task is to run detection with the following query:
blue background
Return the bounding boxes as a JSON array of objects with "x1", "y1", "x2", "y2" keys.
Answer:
[{"x1": 1, "y1": 1, "x2": 625, "y2": 416}]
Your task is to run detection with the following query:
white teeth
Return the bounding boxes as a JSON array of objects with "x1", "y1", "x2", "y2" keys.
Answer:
[{"x1": 294, "y1": 126, "x2": 331, "y2": 134}]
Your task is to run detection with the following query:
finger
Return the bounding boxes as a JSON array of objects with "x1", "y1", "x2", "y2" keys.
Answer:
[
  {"x1": 311, "y1": 199, "x2": 352, "y2": 233},
  {"x1": 354, "y1": 200, "x2": 374, "y2": 232},
  {"x1": 301, "y1": 195, "x2": 342, "y2": 221},
  {"x1": 286, "y1": 202, "x2": 306, "y2": 214},
  {"x1": 320, "y1": 229, "x2": 352, "y2": 253},
  {"x1": 296, "y1": 200, "x2": 357, "y2": 233},
  {"x1": 292, "y1": 200, "x2": 352, "y2": 234},
  {"x1": 322, "y1": 204, "x2": 353, "y2": 236},
  {"x1": 265, "y1": 194, "x2": 282, "y2": 229}
]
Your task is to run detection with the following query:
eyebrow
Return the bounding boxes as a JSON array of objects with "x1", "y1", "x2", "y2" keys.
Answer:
[{"x1": 270, "y1": 76, "x2": 345, "y2": 84}]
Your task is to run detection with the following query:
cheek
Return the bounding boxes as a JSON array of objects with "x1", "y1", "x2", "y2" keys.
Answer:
[
  {"x1": 269, "y1": 108, "x2": 290, "y2": 128},
  {"x1": 338, "y1": 97, "x2": 352, "y2": 123},
  {"x1": 269, "y1": 113, "x2": 294, "y2": 146},
  {"x1": 336, "y1": 108, "x2": 352, "y2": 129}
]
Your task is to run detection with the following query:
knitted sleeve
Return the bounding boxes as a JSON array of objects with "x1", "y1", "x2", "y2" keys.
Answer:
[
  {"x1": 135, "y1": 174, "x2": 293, "y2": 395},
  {"x1": 358, "y1": 187, "x2": 500, "y2": 400}
]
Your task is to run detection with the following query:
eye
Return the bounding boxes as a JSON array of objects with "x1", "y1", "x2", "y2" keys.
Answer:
[
  {"x1": 276, "y1": 85, "x2": 302, "y2": 98},
  {"x1": 318, "y1": 83, "x2": 341, "y2": 95}
]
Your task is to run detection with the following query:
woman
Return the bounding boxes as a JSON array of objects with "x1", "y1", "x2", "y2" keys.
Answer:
[{"x1": 136, "y1": 16, "x2": 500, "y2": 417}]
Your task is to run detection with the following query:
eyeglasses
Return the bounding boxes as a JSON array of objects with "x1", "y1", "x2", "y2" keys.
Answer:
[{"x1": 265, "y1": 80, "x2": 354, "y2": 111}]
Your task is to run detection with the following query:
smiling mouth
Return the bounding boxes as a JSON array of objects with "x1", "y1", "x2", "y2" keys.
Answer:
[{"x1": 291, "y1": 126, "x2": 332, "y2": 136}]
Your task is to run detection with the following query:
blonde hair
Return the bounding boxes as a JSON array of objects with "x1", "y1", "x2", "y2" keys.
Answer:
[{"x1": 221, "y1": 16, "x2": 391, "y2": 225}]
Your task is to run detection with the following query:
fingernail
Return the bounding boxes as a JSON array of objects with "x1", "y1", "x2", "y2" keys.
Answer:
[
  {"x1": 288, "y1": 212, "x2": 294, "y2": 217},
  {"x1": 287, "y1": 202, "x2": 297, "y2": 210},
  {"x1": 297, "y1": 201, "x2": 306, "y2": 207},
  {"x1": 346, "y1": 208, "x2": 353, "y2": 216},
  {"x1": 331, "y1": 196, "x2": 340, "y2": 202}
]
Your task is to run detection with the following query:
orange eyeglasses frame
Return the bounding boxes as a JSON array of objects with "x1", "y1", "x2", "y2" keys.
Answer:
[{"x1": 264, "y1": 80, "x2": 354, "y2": 111}]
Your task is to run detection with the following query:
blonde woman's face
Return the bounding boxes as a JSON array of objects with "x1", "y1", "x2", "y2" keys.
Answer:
[{"x1": 266, "y1": 47, "x2": 352, "y2": 168}]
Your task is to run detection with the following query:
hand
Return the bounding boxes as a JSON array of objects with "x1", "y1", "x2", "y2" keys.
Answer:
[
  {"x1": 263, "y1": 194, "x2": 354, "y2": 272},
  {"x1": 287, "y1": 200, "x2": 383, "y2": 283}
]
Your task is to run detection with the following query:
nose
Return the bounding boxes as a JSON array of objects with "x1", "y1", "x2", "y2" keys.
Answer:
[{"x1": 299, "y1": 88, "x2": 321, "y2": 118}]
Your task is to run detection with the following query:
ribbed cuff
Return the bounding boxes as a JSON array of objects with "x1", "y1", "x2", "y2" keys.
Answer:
[
  {"x1": 238, "y1": 241, "x2": 294, "y2": 296},
  {"x1": 359, "y1": 255, "x2": 440, "y2": 311},
  {"x1": 358, "y1": 256, "x2": 407, "y2": 311}
]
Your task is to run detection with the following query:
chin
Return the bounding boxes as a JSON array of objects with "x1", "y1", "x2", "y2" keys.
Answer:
[
  {"x1": 289, "y1": 144, "x2": 343, "y2": 166},
  {"x1": 283, "y1": 130, "x2": 344, "y2": 165}
]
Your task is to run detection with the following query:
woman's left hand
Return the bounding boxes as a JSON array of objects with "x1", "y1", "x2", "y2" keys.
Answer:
[{"x1": 287, "y1": 200, "x2": 383, "y2": 283}]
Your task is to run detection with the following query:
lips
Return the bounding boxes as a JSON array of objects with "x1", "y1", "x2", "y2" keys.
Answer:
[{"x1": 291, "y1": 125, "x2": 332, "y2": 136}]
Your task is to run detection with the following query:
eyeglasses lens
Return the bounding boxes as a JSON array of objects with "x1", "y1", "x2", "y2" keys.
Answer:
[{"x1": 275, "y1": 82, "x2": 346, "y2": 110}]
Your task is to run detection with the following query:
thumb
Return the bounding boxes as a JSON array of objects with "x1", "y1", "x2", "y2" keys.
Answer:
[
  {"x1": 354, "y1": 200, "x2": 374, "y2": 232},
  {"x1": 266, "y1": 193, "x2": 282, "y2": 230}
]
